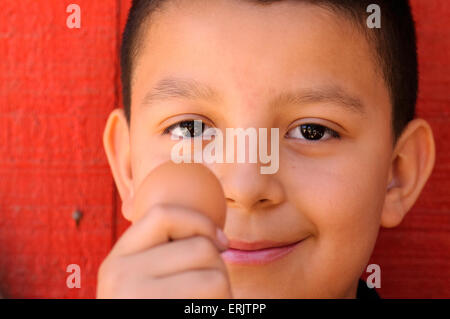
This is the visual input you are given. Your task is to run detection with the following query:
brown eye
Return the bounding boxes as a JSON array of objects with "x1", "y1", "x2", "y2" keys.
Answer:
[
  {"x1": 163, "y1": 120, "x2": 213, "y2": 138},
  {"x1": 286, "y1": 123, "x2": 340, "y2": 141}
]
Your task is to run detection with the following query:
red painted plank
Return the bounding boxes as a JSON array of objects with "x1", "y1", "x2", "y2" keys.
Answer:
[
  {"x1": 366, "y1": 0, "x2": 450, "y2": 298},
  {"x1": 0, "y1": 0, "x2": 120, "y2": 298}
]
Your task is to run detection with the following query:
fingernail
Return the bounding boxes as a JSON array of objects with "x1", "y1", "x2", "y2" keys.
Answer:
[{"x1": 216, "y1": 229, "x2": 229, "y2": 250}]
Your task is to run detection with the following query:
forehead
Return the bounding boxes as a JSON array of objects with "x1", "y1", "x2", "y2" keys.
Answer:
[{"x1": 131, "y1": 0, "x2": 388, "y2": 118}]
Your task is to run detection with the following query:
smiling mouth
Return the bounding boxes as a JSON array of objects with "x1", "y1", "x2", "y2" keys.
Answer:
[{"x1": 220, "y1": 238, "x2": 306, "y2": 265}]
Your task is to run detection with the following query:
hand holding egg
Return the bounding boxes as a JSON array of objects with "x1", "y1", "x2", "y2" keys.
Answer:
[
  {"x1": 128, "y1": 160, "x2": 227, "y2": 228},
  {"x1": 97, "y1": 161, "x2": 232, "y2": 299}
]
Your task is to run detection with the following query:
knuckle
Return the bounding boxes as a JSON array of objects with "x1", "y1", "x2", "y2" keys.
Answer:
[
  {"x1": 147, "y1": 203, "x2": 171, "y2": 225},
  {"x1": 191, "y1": 212, "x2": 217, "y2": 234},
  {"x1": 191, "y1": 236, "x2": 218, "y2": 256},
  {"x1": 203, "y1": 220, "x2": 218, "y2": 238}
]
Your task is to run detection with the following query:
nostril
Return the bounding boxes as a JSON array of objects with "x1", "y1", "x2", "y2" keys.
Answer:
[
  {"x1": 226, "y1": 198, "x2": 236, "y2": 204},
  {"x1": 225, "y1": 197, "x2": 275, "y2": 210}
]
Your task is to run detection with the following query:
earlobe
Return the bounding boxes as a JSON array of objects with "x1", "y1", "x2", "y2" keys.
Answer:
[
  {"x1": 103, "y1": 108, "x2": 134, "y2": 221},
  {"x1": 381, "y1": 118, "x2": 436, "y2": 228}
]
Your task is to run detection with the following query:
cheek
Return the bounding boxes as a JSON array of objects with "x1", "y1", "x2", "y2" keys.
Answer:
[
  {"x1": 281, "y1": 147, "x2": 390, "y2": 289},
  {"x1": 284, "y1": 148, "x2": 389, "y2": 220},
  {"x1": 285, "y1": 156, "x2": 386, "y2": 239}
]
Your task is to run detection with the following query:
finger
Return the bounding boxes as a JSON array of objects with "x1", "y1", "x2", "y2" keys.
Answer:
[
  {"x1": 126, "y1": 235, "x2": 227, "y2": 278},
  {"x1": 152, "y1": 269, "x2": 232, "y2": 299},
  {"x1": 110, "y1": 203, "x2": 228, "y2": 257}
]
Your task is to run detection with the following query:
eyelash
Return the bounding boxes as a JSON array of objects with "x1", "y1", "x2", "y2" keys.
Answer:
[
  {"x1": 285, "y1": 123, "x2": 341, "y2": 141},
  {"x1": 163, "y1": 120, "x2": 341, "y2": 141},
  {"x1": 162, "y1": 120, "x2": 213, "y2": 138}
]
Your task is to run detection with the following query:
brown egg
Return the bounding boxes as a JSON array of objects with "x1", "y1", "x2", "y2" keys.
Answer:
[{"x1": 131, "y1": 161, "x2": 226, "y2": 229}]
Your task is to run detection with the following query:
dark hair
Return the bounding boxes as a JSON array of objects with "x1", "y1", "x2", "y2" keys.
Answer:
[{"x1": 120, "y1": 0, "x2": 418, "y2": 142}]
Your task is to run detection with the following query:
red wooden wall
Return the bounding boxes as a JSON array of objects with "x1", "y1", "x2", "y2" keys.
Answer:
[{"x1": 0, "y1": 0, "x2": 448, "y2": 298}]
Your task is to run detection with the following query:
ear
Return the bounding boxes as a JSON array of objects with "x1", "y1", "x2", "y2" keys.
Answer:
[
  {"x1": 381, "y1": 118, "x2": 436, "y2": 228},
  {"x1": 103, "y1": 108, "x2": 134, "y2": 221}
]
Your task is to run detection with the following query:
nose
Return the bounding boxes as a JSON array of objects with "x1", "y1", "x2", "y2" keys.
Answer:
[{"x1": 215, "y1": 162, "x2": 285, "y2": 212}]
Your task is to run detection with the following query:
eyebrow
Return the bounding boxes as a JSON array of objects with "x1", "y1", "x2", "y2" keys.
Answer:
[
  {"x1": 142, "y1": 77, "x2": 220, "y2": 106},
  {"x1": 142, "y1": 77, "x2": 366, "y2": 116},
  {"x1": 271, "y1": 86, "x2": 366, "y2": 116}
]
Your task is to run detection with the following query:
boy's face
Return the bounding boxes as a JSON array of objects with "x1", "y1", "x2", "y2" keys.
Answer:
[{"x1": 127, "y1": 0, "x2": 393, "y2": 297}]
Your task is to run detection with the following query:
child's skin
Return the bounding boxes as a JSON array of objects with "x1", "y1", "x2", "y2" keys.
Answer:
[{"x1": 99, "y1": 0, "x2": 435, "y2": 298}]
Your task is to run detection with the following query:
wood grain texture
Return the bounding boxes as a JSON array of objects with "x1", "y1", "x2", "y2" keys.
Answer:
[
  {"x1": 0, "y1": 0, "x2": 120, "y2": 298},
  {"x1": 0, "y1": 0, "x2": 448, "y2": 298},
  {"x1": 366, "y1": 0, "x2": 450, "y2": 298}
]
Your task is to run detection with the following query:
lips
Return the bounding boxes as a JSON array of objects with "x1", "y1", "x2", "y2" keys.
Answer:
[{"x1": 221, "y1": 239, "x2": 304, "y2": 265}]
